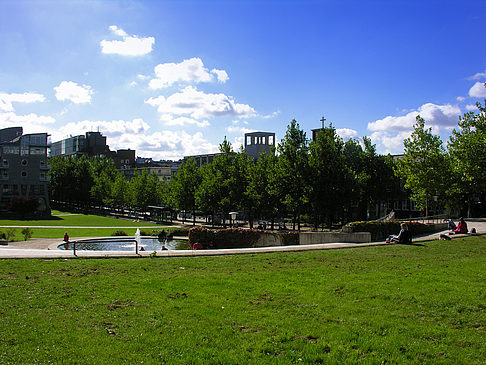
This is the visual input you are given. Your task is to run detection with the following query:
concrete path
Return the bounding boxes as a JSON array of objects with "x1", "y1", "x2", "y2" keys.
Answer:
[{"x1": 1, "y1": 218, "x2": 484, "y2": 259}]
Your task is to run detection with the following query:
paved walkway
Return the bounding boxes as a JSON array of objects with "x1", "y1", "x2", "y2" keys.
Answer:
[{"x1": 1, "y1": 219, "x2": 484, "y2": 259}]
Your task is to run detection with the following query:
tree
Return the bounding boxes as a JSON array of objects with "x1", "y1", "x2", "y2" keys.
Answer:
[
  {"x1": 245, "y1": 149, "x2": 280, "y2": 228},
  {"x1": 276, "y1": 120, "x2": 309, "y2": 230},
  {"x1": 308, "y1": 126, "x2": 352, "y2": 228},
  {"x1": 448, "y1": 97, "x2": 486, "y2": 216},
  {"x1": 169, "y1": 157, "x2": 201, "y2": 225},
  {"x1": 196, "y1": 137, "x2": 236, "y2": 226},
  {"x1": 396, "y1": 115, "x2": 449, "y2": 217}
]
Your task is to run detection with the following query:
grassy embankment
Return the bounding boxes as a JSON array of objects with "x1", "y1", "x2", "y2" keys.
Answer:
[
  {"x1": 0, "y1": 210, "x2": 174, "y2": 239},
  {"x1": 1, "y1": 235, "x2": 485, "y2": 363}
]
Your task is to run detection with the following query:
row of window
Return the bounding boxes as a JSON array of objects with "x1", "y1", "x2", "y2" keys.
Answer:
[
  {"x1": 0, "y1": 171, "x2": 47, "y2": 180},
  {"x1": 2, "y1": 184, "x2": 46, "y2": 195},
  {"x1": 1, "y1": 146, "x2": 47, "y2": 155},
  {"x1": 2, "y1": 159, "x2": 47, "y2": 167}
]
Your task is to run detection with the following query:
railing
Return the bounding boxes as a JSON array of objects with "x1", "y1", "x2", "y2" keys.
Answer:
[
  {"x1": 69, "y1": 238, "x2": 139, "y2": 257},
  {"x1": 400, "y1": 214, "x2": 448, "y2": 224}
]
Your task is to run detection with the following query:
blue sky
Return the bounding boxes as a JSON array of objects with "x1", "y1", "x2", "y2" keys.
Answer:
[{"x1": 1, "y1": 0, "x2": 485, "y2": 160}]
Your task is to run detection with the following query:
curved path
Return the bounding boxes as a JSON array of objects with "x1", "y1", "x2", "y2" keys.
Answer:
[{"x1": 1, "y1": 219, "x2": 484, "y2": 259}]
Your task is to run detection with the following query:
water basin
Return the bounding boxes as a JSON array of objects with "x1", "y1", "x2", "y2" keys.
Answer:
[{"x1": 58, "y1": 237, "x2": 190, "y2": 251}]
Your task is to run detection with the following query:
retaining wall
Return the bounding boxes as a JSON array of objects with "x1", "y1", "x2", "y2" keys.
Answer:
[{"x1": 299, "y1": 232, "x2": 371, "y2": 245}]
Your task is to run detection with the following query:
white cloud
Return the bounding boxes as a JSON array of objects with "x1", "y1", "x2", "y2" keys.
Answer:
[
  {"x1": 100, "y1": 25, "x2": 154, "y2": 56},
  {"x1": 468, "y1": 81, "x2": 486, "y2": 98},
  {"x1": 262, "y1": 110, "x2": 281, "y2": 119},
  {"x1": 336, "y1": 128, "x2": 358, "y2": 140},
  {"x1": 370, "y1": 130, "x2": 412, "y2": 155},
  {"x1": 456, "y1": 96, "x2": 466, "y2": 102},
  {"x1": 0, "y1": 92, "x2": 46, "y2": 112},
  {"x1": 465, "y1": 104, "x2": 479, "y2": 111},
  {"x1": 368, "y1": 103, "x2": 461, "y2": 132},
  {"x1": 162, "y1": 116, "x2": 210, "y2": 128},
  {"x1": 226, "y1": 125, "x2": 255, "y2": 134},
  {"x1": 54, "y1": 81, "x2": 93, "y2": 104},
  {"x1": 54, "y1": 118, "x2": 150, "y2": 141},
  {"x1": 211, "y1": 69, "x2": 229, "y2": 83},
  {"x1": 149, "y1": 58, "x2": 229, "y2": 89},
  {"x1": 145, "y1": 86, "x2": 256, "y2": 119},
  {"x1": 468, "y1": 71, "x2": 486, "y2": 80},
  {"x1": 0, "y1": 112, "x2": 55, "y2": 128}
]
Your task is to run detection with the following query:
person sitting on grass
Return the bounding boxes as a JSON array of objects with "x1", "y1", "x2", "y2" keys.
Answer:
[
  {"x1": 452, "y1": 218, "x2": 468, "y2": 234},
  {"x1": 448, "y1": 218, "x2": 457, "y2": 231},
  {"x1": 386, "y1": 223, "x2": 412, "y2": 244}
]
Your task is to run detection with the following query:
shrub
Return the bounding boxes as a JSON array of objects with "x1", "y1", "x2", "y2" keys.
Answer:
[
  {"x1": 111, "y1": 230, "x2": 128, "y2": 236},
  {"x1": 8, "y1": 196, "x2": 39, "y2": 218},
  {"x1": 168, "y1": 228, "x2": 190, "y2": 237},
  {"x1": 189, "y1": 227, "x2": 296, "y2": 248},
  {"x1": 342, "y1": 220, "x2": 441, "y2": 240},
  {"x1": 140, "y1": 230, "x2": 151, "y2": 236},
  {"x1": 5, "y1": 228, "x2": 16, "y2": 242},
  {"x1": 21, "y1": 227, "x2": 33, "y2": 241},
  {"x1": 188, "y1": 226, "x2": 215, "y2": 247},
  {"x1": 281, "y1": 232, "x2": 299, "y2": 246}
]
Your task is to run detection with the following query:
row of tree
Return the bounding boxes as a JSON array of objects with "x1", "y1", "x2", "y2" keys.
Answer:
[
  {"x1": 397, "y1": 99, "x2": 486, "y2": 218},
  {"x1": 48, "y1": 98, "x2": 486, "y2": 227},
  {"x1": 48, "y1": 121, "x2": 399, "y2": 229}
]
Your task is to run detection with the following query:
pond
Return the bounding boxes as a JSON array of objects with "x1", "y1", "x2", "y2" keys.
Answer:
[{"x1": 58, "y1": 237, "x2": 191, "y2": 251}]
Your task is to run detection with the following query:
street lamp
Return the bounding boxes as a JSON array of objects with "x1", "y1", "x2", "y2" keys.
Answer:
[{"x1": 229, "y1": 211, "x2": 238, "y2": 227}]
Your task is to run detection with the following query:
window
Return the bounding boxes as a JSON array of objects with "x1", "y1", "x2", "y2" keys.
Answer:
[
  {"x1": 246, "y1": 136, "x2": 252, "y2": 145},
  {"x1": 3, "y1": 146, "x2": 19, "y2": 155},
  {"x1": 269, "y1": 136, "x2": 274, "y2": 145},
  {"x1": 40, "y1": 172, "x2": 47, "y2": 181},
  {"x1": 2, "y1": 159, "x2": 8, "y2": 167}
]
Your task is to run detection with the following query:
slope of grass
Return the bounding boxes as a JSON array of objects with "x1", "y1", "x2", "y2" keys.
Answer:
[
  {"x1": 1, "y1": 236, "x2": 485, "y2": 363},
  {"x1": 0, "y1": 210, "x2": 164, "y2": 227}
]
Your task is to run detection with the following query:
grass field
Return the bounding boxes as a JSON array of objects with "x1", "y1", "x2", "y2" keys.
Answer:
[
  {"x1": 0, "y1": 210, "x2": 174, "y2": 239},
  {"x1": 1, "y1": 235, "x2": 485, "y2": 363},
  {"x1": 0, "y1": 210, "x2": 163, "y2": 227}
]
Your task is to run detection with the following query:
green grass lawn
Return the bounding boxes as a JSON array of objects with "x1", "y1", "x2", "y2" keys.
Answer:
[
  {"x1": 0, "y1": 210, "x2": 177, "y2": 239},
  {"x1": 1, "y1": 236, "x2": 485, "y2": 363},
  {"x1": 0, "y1": 210, "x2": 164, "y2": 227}
]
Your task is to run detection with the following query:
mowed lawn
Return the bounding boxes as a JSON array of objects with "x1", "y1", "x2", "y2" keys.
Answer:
[
  {"x1": 1, "y1": 236, "x2": 485, "y2": 364},
  {"x1": 0, "y1": 210, "x2": 170, "y2": 239}
]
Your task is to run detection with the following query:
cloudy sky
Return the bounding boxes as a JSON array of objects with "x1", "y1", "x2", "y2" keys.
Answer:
[{"x1": 1, "y1": 0, "x2": 485, "y2": 160}]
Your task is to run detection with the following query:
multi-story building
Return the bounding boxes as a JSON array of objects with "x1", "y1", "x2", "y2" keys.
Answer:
[
  {"x1": 50, "y1": 131, "x2": 136, "y2": 169},
  {"x1": 0, "y1": 127, "x2": 51, "y2": 215}
]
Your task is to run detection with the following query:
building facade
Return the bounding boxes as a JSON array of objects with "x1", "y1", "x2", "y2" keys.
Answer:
[
  {"x1": 0, "y1": 127, "x2": 50, "y2": 215},
  {"x1": 244, "y1": 131, "x2": 275, "y2": 159}
]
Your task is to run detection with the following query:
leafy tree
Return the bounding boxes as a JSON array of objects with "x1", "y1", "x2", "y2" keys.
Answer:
[
  {"x1": 90, "y1": 157, "x2": 119, "y2": 205},
  {"x1": 276, "y1": 120, "x2": 309, "y2": 230},
  {"x1": 111, "y1": 174, "x2": 130, "y2": 206},
  {"x1": 448, "y1": 97, "x2": 486, "y2": 216},
  {"x1": 128, "y1": 169, "x2": 161, "y2": 209},
  {"x1": 196, "y1": 137, "x2": 236, "y2": 226},
  {"x1": 308, "y1": 126, "x2": 352, "y2": 228},
  {"x1": 169, "y1": 157, "x2": 201, "y2": 225},
  {"x1": 396, "y1": 116, "x2": 449, "y2": 216},
  {"x1": 245, "y1": 149, "x2": 280, "y2": 228}
]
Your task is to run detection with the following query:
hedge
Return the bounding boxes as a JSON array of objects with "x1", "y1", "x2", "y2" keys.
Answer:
[
  {"x1": 188, "y1": 227, "x2": 299, "y2": 249},
  {"x1": 342, "y1": 220, "x2": 442, "y2": 240}
]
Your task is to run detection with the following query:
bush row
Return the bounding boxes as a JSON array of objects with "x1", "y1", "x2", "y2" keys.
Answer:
[
  {"x1": 188, "y1": 227, "x2": 299, "y2": 249},
  {"x1": 342, "y1": 220, "x2": 442, "y2": 240}
]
